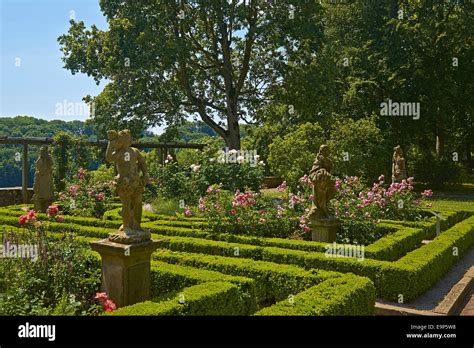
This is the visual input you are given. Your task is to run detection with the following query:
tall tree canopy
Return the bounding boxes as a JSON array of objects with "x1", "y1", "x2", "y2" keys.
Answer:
[{"x1": 58, "y1": 0, "x2": 324, "y2": 149}]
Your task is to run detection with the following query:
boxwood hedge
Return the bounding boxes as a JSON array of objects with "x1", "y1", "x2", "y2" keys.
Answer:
[
  {"x1": 109, "y1": 281, "x2": 249, "y2": 316},
  {"x1": 255, "y1": 273, "x2": 375, "y2": 316}
]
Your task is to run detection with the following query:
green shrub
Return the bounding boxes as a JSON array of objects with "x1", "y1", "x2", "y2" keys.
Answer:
[
  {"x1": 0, "y1": 227, "x2": 101, "y2": 315},
  {"x1": 153, "y1": 249, "x2": 339, "y2": 304},
  {"x1": 150, "y1": 261, "x2": 257, "y2": 312},
  {"x1": 392, "y1": 214, "x2": 474, "y2": 300},
  {"x1": 408, "y1": 147, "x2": 461, "y2": 187},
  {"x1": 255, "y1": 274, "x2": 375, "y2": 316},
  {"x1": 103, "y1": 207, "x2": 204, "y2": 222},
  {"x1": 328, "y1": 117, "x2": 390, "y2": 183},
  {"x1": 108, "y1": 282, "x2": 249, "y2": 316},
  {"x1": 268, "y1": 122, "x2": 326, "y2": 190},
  {"x1": 57, "y1": 166, "x2": 115, "y2": 219}
]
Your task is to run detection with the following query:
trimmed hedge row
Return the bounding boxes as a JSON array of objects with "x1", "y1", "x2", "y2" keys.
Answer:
[
  {"x1": 144, "y1": 210, "x2": 469, "y2": 262},
  {"x1": 384, "y1": 214, "x2": 474, "y2": 301},
  {"x1": 153, "y1": 249, "x2": 340, "y2": 304},
  {"x1": 2, "y1": 205, "x2": 466, "y2": 265},
  {"x1": 150, "y1": 261, "x2": 257, "y2": 312},
  {"x1": 103, "y1": 207, "x2": 204, "y2": 223},
  {"x1": 0, "y1": 206, "x2": 200, "y2": 229},
  {"x1": 0, "y1": 224, "x2": 98, "y2": 246},
  {"x1": 153, "y1": 214, "x2": 474, "y2": 302},
  {"x1": 255, "y1": 273, "x2": 375, "y2": 316},
  {"x1": 109, "y1": 281, "x2": 249, "y2": 316},
  {"x1": 0, "y1": 214, "x2": 114, "y2": 239},
  {"x1": 0, "y1": 206, "x2": 119, "y2": 227}
]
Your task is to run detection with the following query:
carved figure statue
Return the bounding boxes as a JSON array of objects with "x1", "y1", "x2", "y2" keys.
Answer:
[
  {"x1": 33, "y1": 146, "x2": 54, "y2": 212},
  {"x1": 106, "y1": 129, "x2": 149, "y2": 242},
  {"x1": 308, "y1": 145, "x2": 337, "y2": 220},
  {"x1": 392, "y1": 145, "x2": 408, "y2": 183}
]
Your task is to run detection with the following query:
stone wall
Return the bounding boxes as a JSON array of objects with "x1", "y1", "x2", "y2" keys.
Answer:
[{"x1": 0, "y1": 187, "x2": 33, "y2": 207}]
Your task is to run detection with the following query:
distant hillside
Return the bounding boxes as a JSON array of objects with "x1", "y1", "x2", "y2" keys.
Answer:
[{"x1": 0, "y1": 116, "x2": 95, "y2": 138}]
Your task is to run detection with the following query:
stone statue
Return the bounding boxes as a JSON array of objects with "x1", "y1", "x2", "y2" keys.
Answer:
[
  {"x1": 308, "y1": 145, "x2": 337, "y2": 220},
  {"x1": 392, "y1": 145, "x2": 407, "y2": 183},
  {"x1": 106, "y1": 129, "x2": 150, "y2": 244},
  {"x1": 33, "y1": 146, "x2": 54, "y2": 212}
]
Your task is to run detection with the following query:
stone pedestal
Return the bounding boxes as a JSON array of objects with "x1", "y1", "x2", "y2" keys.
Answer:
[
  {"x1": 309, "y1": 217, "x2": 339, "y2": 243},
  {"x1": 90, "y1": 238, "x2": 160, "y2": 308}
]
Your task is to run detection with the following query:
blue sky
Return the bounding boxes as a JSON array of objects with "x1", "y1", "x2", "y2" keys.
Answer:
[{"x1": 0, "y1": 0, "x2": 135, "y2": 126}]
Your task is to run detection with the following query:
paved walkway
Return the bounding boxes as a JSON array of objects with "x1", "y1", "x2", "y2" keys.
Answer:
[{"x1": 460, "y1": 294, "x2": 474, "y2": 316}]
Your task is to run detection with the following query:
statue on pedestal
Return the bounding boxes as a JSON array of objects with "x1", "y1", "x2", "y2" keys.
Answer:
[
  {"x1": 90, "y1": 130, "x2": 159, "y2": 308},
  {"x1": 307, "y1": 145, "x2": 339, "y2": 242},
  {"x1": 308, "y1": 145, "x2": 337, "y2": 220},
  {"x1": 392, "y1": 145, "x2": 407, "y2": 183},
  {"x1": 33, "y1": 146, "x2": 54, "y2": 212},
  {"x1": 106, "y1": 129, "x2": 150, "y2": 244}
]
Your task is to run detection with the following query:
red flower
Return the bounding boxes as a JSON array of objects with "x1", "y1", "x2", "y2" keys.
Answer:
[
  {"x1": 18, "y1": 214, "x2": 28, "y2": 226},
  {"x1": 47, "y1": 205, "x2": 59, "y2": 218},
  {"x1": 103, "y1": 299, "x2": 116, "y2": 312},
  {"x1": 27, "y1": 209, "x2": 37, "y2": 221},
  {"x1": 95, "y1": 292, "x2": 116, "y2": 312},
  {"x1": 95, "y1": 292, "x2": 108, "y2": 300},
  {"x1": 56, "y1": 216, "x2": 65, "y2": 223}
]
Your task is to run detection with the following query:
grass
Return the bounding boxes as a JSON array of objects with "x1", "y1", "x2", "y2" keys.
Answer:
[{"x1": 426, "y1": 198, "x2": 474, "y2": 212}]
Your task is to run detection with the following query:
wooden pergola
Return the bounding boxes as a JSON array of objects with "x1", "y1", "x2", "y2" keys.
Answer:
[{"x1": 0, "y1": 136, "x2": 205, "y2": 204}]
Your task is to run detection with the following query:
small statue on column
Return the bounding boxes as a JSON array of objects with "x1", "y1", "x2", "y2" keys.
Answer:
[
  {"x1": 307, "y1": 145, "x2": 339, "y2": 242},
  {"x1": 392, "y1": 145, "x2": 408, "y2": 183},
  {"x1": 33, "y1": 146, "x2": 54, "y2": 212},
  {"x1": 308, "y1": 145, "x2": 337, "y2": 220},
  {"x1": 90, "y1": 130, "x2": 159, "y2": 308},
  {"x1": 106, "y1": 129, "x2": 150, "y2": 244}
]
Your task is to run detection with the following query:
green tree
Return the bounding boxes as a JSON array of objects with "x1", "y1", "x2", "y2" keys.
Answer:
[
  {"x1": 58, "y1": 0, "x2": 325, "y2": 150},
  {"x1": 268, "y1": 122, "x2": 326, "y2": 189},
  {"x1": 328, "y1": 116, "x2": 390, "y2": 182}
]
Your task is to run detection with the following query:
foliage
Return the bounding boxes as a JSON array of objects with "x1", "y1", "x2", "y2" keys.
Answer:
[
  {"x1": 57, "y1": 167, "x2": 115, "y2": 218},
  {"x1": 0, "y1": 226, "x2": 101, "y2": 315},
  {"x1": 408, "y1": 148, "x2": 461, "y2": 187},
  {"x1": 195, "y1": 172, "x2": 433, "y2": 245},
  {"x1": 255, "y1": 274, "x2": 375, "y2": 316},
  {"x1": 328, "y1": 116, "x2": 390, "y2": 183},
  {"x1": 268, "y1": 122, "x2": 327, "y2": 190},
  {"x1": 197, "y1": 184, "x2": 302, "y2": 238},
  {"x1": 109, "y1": 282, "x2": 250, "y2": 316},
  {"x1": 58, "y1": 1, "x2": 325, "y2": 149},
  {"x1": 147, "y1": 148, "x2": 265, "y2": 208},
  {"x1": 51, "y1": 132, "x2": 95, "y2": 192},
  {"x1": 154, "y1": 249, "x2": 336, "y2": 305}
]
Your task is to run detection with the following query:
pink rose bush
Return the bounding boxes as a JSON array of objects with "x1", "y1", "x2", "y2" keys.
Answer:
[
  {"x1": 198, "y1": 184, "x2": 303, "y2": 237},
  {"x1": 95, "y1": 292, "x2": 116, "y2": 313},
  {"x1": 18, "y1": 206, "x2": 65, "y2": 228},
  {"x1": 58, "y1": 168, "x2": 115, "y2": 218},
  {"x1": 196, "y1": 173, "x2": 433, "y2": 243}
]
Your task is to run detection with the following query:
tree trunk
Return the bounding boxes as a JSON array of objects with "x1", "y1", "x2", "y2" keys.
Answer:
[
  {"x1": 436, "y1": 132, "x2": 445, "y2": 159},
  {"x1": 435, "y1": 118, "x2": 445, "y2": 158},
  {"x1": 225, "y1": 115, "x2": 241, "y2": 150}
]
